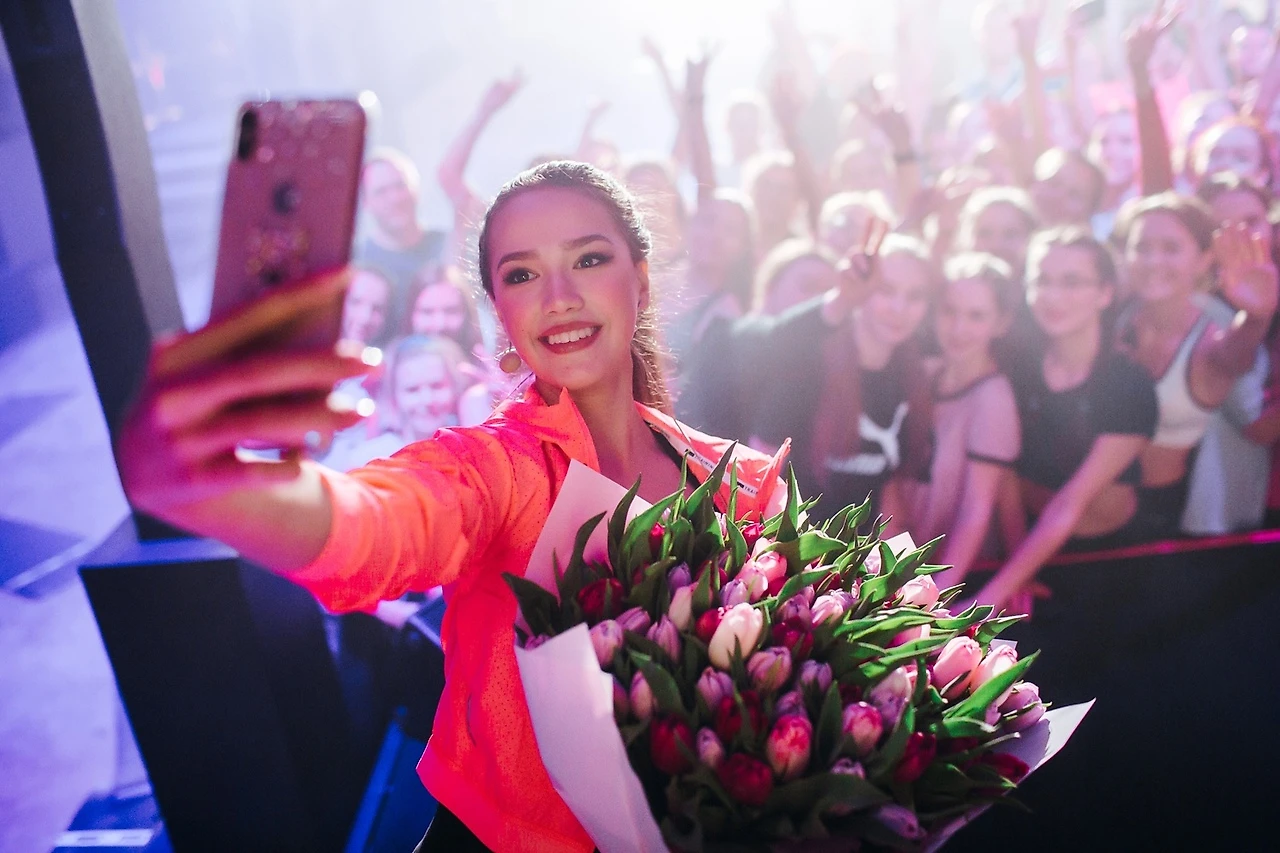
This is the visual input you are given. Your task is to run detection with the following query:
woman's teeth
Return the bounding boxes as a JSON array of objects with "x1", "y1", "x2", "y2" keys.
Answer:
[{"x1": 545, "y1": 327, "x2": 599, "y2": 345}]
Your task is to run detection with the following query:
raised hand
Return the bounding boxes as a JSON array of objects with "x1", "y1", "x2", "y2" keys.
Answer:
[
  {"x1": 833, "y1": 215, "x2": 890, "y2": 309},
  {"x1": 116, "y1": 271, "x2": 377, "y2": 516},
  {"x1": 1214, "y1": 222, "x2": 1280, "y2": 318},
  {"x1": 479, "y1": 70, "x2": 526, "y2": 117},
  {"x1": 684, "y1": 46, "x2": 717, "y2": 105},
  {"x1": 1012, "y1": 0, "x2": 1047, "y2": 59},
  {"x1": 852, "y1": 79, "x2": 913, "y2": 156},
  {"x1": 1125, "y1": 0, "x2": 1182, "y2": 82}
]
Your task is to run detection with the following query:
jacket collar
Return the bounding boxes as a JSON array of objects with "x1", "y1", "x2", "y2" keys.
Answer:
[{"x1": 493, "y1": 385, "x2": 790, "y2": 518}]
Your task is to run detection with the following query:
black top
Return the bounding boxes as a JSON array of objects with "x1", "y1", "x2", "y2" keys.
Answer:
[{"x1": 1008, "y1": 349, "x2": 1157, "y2": 490}]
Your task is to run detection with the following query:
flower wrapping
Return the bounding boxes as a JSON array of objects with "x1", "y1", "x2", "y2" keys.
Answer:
[{"x1": 509, "y1": 458, "x2": 1091, "y2": 851}]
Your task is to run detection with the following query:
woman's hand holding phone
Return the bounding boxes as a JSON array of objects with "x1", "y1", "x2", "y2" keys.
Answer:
[{"x1": 116, "y1": 270, "x2": 378, "y2": 521}]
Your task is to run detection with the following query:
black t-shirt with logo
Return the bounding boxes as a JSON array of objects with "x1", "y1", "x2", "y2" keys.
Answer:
[{"x1": 1008, "y1": 350, "x2": 1157, "y2": 490}]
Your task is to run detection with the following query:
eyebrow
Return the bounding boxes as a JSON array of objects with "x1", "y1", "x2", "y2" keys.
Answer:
[{"x1": 495, "y1": 234, "x2": 615, "y2": 268}]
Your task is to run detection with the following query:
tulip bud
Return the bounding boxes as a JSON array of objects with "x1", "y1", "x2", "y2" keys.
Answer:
[
  {"x1": 863, "y1": 549, "x2": 883, "y2": 576},
  {"x1": 613, "y1": 678, "x2": 630, "y2": 722},
  {"x1": 650, "y1": 715, "x2": 695, "y2": 775},
  {"x1": 716, "y1": 753, "x2": 774, "y2": 807},
  {"x1": 720, "y1": 578, "x2": 751, "y2": 607},
  {"x1": 975, "y1": 751, "x2": 1029, "y2": 783},
  {"x1": 933, "y1": 636, "x2": 983, "y2": 700},
  {"x1": 798, "y1": 660, "x2": 833, "y2": 694},
  {"x1": 630, "y1": 671, "x2": 654, "y2": 722},
  {"x1": 770, "y1": 616, "x2": 814, "y2": 660},
  {"x1": 668, "y1": 585, "x2": 694, "y2": 631},
  {"x1": 694, "y1": 607, "x2": 725, "y2": 644},
  {"x1": 748, "y1": 551, "x2": 789, "y2": 586},
  {"x1": 898, "y1": 575, "x2": 940, "y2": 609},
  {"x1": 903, "y1": 663, "x2": 926, "y2": 695},
  {"x1": 999, "y1": 682, "x2": 1045, "y2": 733},
  {"x1": 875, "y1": 803, "x2": 925, "y2": 841},
  {"x1": 868, "y1": 668, "x2": 912, "y2": 728},
  {"x1": 765, "y1": 714, "x2": 813, "y2": 781},
  {"x1": 811, "y1": 590, "x2": 854, "y2": 626},
  {"x1": 841, "y1": 702, "x2": 883, "y2": 757},
  {"x1": 740, "y1": 521, "x2": 764, "y2": 553},
  {"x1": 985, "y1": 702, "x2": 1002, "y2": 727},
  {"x1": 577, "y1": 577, "x2": 625, "y2": 622},
  {"x1": 648, "y1": 522, "x2": 666, "y2": 555},
  {"x1": 667, "y1": 562, "x2": 692, "y2": 589},
  {"x1": 735, "y1": 567, "x2": 769, "y2": 602},
  {"x1": 774, "y1": 689, "x2": 806, "y2": 718},
  {"x1": 799, "y1": 584, "x2": 817, "y2": 606},
  {"x1": 707, "y1": 603, "x2": 765, "y2": 670},
  {"x1": 647, "y1": 615, "x2": 682, "y2": 661},
  {"x1": 696, "y1": 727, "x2": 725, "y2": 769},
  {"x1": 778, "y1": 594, "x2": 812, "y2": 625},
  {"x1": 524, "y1": 634, "x2": 551, "y2": 651},
  {"x1": 588, "y1": 619, "x2": 623, "y2": 668},
  {"x1": 971, "y1": 645, "x2": 1020, "y2": 705},
  {"x1": 893, "y1": 732, "x2": 937, "y2": 783},
  {"x1": 890, "y1": 624, "x2": 930, "y2": 647},
  {"x1": 714, "y1": 690, "x2": 765, "y2": 742},
  {"x1": 747, "y1": 647, "x2": 793, "y2": 693},
  {"x1": 831, "y1": 757, "x2": 865, "y2": 778},
  {"x1": 696, "y1": 667, "x2": 734, "y2": 712},
  {"x1": 617, "y1": 606, "x2": 652, "y2": 635}
]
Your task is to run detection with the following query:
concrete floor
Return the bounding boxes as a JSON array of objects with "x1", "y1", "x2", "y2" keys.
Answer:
[{"x1": 0, "y1": 317, "x2": 132, "y2": 853}]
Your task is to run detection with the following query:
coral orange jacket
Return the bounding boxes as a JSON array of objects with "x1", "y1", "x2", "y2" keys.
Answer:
[{"x1": 288, "y1": 387, "x2": 790, "y2": 852}]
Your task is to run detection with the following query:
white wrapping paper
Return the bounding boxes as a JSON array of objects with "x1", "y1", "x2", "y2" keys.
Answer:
[{"x1": 512, "y1": 463, "x2": 1092, "y2": 852}]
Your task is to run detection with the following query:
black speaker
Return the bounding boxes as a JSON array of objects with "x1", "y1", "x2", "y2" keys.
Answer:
[{"x1": 80, "y1": 522, "x2": 374, "y2": 853}]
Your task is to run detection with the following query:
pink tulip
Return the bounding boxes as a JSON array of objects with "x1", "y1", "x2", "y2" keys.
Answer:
[
  {"x1": 898, "y1": 575, "x2": 940, "y2": 609},
  {"x1": 841, "y1": 702, "x2": 883, "y2": 757},
  {"x1": 707, "y1": 603, "x2": 765, "y2": 670},
  {"x1": 933, "y1": 636, "x2": 982, "y2": 699},
  {"x1": 696, "y1": 667, "x2": 733, "y2": 711},
  {"x1": 774, "y1": 690, "x2": 805, "y2": 718},
  {"x1": 747, "y1": 550, "x2": 789, "y2": 585},
  {"x1": 971, "y1": 644, "x2": 1020, "y2": 705},
  {"x1": 588, "y1": 619, "x2": 624, "y2": 668},
  {"x1": 612, "y1": 679, "x2": 630, "y2": 721},
  {"x1": 668, "y1": 585, "x2": 694, "y2": 631},
  {"x1": 630, "y1": 671, "x2": 654, "y2": 722},
  {"x1": 811, "y1": 590, "x2": 855, "y2": 626},
  {"x1": 765, "y1": 714, "x2": 813, "y2": 781},
  {"x1": 890, "y1": 624, "x2": 931, "y2": 647},
  {"x1": 999, "y1": 682, "x2": 1045, "y2": 733},
  {"x1": 798, "y1": 660, "x2": 833, "y2": 694},
  {"x1": 616, "y1": 606, "x2": 652, "y2": 635},
  {"x1": 868, "y1": 668, "x2": 912, "y2": 728},
  {"x1": 696, "y1": 727, "x2": 725, "y2": 769},
  {"x1": 647, "y1": 615, "x2": 682, "y2": 661},
  {"x1": 736, "y1": 567, "x2": 769, "y2": 602},
  {"x1": 747, "y1": 647, "x2": 793, "y2": 693},
  {"x1": 667, "y1": 562, "x2": 692, "y2": 589}
]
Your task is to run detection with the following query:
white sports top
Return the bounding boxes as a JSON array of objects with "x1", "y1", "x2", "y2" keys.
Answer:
[{"x1": 1151, "y1": 312, "x2": 1214, "y2": 449}]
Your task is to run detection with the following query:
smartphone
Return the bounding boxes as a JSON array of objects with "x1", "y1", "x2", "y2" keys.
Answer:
[
  {"x1": 1069, "y1": 0, "x2": 1106, "y2": 29},
  {"x1": 208, "y1": 98, "x2": 367, "y2": 345}
]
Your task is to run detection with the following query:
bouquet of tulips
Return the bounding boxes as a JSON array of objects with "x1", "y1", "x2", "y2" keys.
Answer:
[{"x1": 507, "y1": 452, "x2": 1088, "y2": 852}]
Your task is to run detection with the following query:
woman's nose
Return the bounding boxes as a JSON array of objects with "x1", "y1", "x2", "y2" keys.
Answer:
[{"x1": 543, "y1": 269, "x2": 583, "y2": 312}]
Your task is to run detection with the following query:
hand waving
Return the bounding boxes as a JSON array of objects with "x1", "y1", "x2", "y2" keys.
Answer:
[
  {"x1": 479, "y1": 70, "x2": 526, "y2": 117},
  {"x1": 1214, "y1": 222, "x2": 1280, "y2": 318},
  {"x1": 1125, "y1": 0, "x2": 1182, "y2": 82}
]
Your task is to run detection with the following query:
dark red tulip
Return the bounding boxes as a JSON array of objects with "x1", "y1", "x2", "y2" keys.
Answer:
[
  {"x1": 716, "y1": 753, "x2": 774, "y2": 807},
  {"x1": 695, "y1": 607, "x2": 725, "y2": 644},
  {"x1": 893, "y1": 732, "x2": 938, "y2": 784},
  {"x1": 577, "y1": 578, "x2": 625, "y2": 622},
  {"x1": 650, "y1": 715, "x2": 695, "y2": 775},
  {"x1": 714, "y1": 690, "x2": 765, "y2": 743}
]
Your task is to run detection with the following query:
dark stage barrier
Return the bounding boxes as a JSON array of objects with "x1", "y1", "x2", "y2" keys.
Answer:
[{"x1": 953, "y1": 536, "x2": 1280, "y2": 850}]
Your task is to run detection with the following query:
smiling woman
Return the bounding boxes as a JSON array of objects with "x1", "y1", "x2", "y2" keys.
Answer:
[{"x1": 112, "y1": 160, "x2": 797, "y2": 852}]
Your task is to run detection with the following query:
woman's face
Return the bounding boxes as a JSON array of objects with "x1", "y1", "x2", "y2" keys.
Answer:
[
  {"x1": 1210, "y1": 188, "x2": 1274, "y2": 257},
  {"x1": 689, "y1": 198, "x2": 751, "y2": 279},
  {"x1": 1027, "y1": 244, "x2": 1112, "y2": 339},
  {"x1": 1031, "y1": 152, "x2": 1099, "y2": 226},
  {"x1": 412, "y1": 282, "x2": 467, "y2": 338},
  {"x1": 341, "y1": 270, "x2": 391, "y2": 344},
  {"x1": 487, "y1": 186, "x2": 648, "y2": 400},
  {"x1": 968, "y1": 202, "x2": 1032, "y2": 277},
  {"x1": 935, "y1": 276, "x2": 1008, "y2": 363},
  {"x1": 394, "y1": 352, "x2": 457, "y2": 439},
  {"x1": 762, "y1": 257, "x2": 838, "y2": 316},
  {"x1": 1198, "y1": 124, "x2": 1268, "y2": 187},
  {"x1": 1124, "y1": 211, "x2": 1211, "y2": 304},
  {"x1": 1090, "y1": 112, "x2": 1139, "y2": 189},
  {"x1": 861, "y1": 252, "x2": 933, "y2": 349}
]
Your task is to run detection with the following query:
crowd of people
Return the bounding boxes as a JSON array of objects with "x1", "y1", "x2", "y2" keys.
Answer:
[{"x1": 326, "y1": 0, "x2": 1280, "y2": 612}]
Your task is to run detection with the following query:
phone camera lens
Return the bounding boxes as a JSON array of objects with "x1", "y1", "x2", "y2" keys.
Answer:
[
  {"x1": 272, "y1": 182, "x2": 301, "y2": 214},
  {"x1": 236, "y1": 109, "x2": 259, "y2": 162}
]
